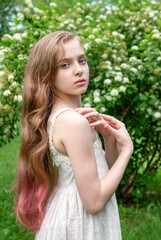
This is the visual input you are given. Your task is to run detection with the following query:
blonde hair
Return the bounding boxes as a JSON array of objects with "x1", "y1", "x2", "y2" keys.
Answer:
[{"x1": 17, "y1": 31, "x2": 78, "y2": 232}]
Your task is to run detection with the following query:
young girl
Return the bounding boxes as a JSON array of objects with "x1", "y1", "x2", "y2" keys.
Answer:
[{"x1": 17, "y1": 31, "x2": 133, "y2": 239}]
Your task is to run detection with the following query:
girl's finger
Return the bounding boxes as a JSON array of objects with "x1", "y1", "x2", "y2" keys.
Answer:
[
  {"x1": 100, "y1": 114, "x2": 123, "y2": 129},
  {"x1": 90, "y1": 120, "x2": 107, "y2": 127},
  {"x1": 84, "y1": 112, "x2": 102, "y2": 119}
]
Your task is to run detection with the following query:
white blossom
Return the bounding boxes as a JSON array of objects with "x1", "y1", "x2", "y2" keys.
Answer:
[
  {"x1": 152, "y1": 33, "x2": 160, "y2": 39},
  {"x1": 17, "y1": 13, "x2": 24, "y2": 21},
  {"x1": 157, "y1": 56, "x2": 161, "y2": 61},
  {"x1": 12, "y1": 33, "x2": 22, "y2": 41},
  {"x1": 110, "y1": 89, "x2": 119, "y2": 96},
  {"x1": 12, "y1": 82, "x2": 17, "y2": 87},
  {"x1": 112, "y1": 31, "x2": 119, "y2": 36},
  {"x1": 119, "y1": 86, "x2": 126, "y2": 92},
  {"x1": 1, "y1": 34, "x2": 12, "y2": 41},
  {"x1": 14, "y1": 96, "x2": 18, "y2": 101},
  {"x1": 147, "y1": 108, "x2": 152, "y2": 113},
  {"x1": 129, "y1": 56, "x2": 137, "y2": 62},
  {"x1": 8, "y1": 74, "x2": 14, "y2": 81},
  {"x1": 89, "y1": 35, "x2": 95, "y2": 40},
  {"x1": 102, "y1": 54, "x2": 107, "y2": 59},
  {"x1": 138, "y1": 65, "x2": 143, "y2": 70},
  {"x1": 100, "y1": 107, "x2": 106, "y2": 113},
  {"x1": 106, "y1": 95, "x2": 112, "y2": 101},
  {"x1": 94, "y1": 76, "x2": 102, "y2": 83},
  {"x1": 95, "y1": 38, "x2": 102, "y2": 44},
  {"x1": 84, "y1": 103, "x2": 91, "y2": 108},
  {"x1": 17, "y1": 95, "x2": 23, "y2": 102},
  {"x1": 131, "y1": 67, "x2": 138, "y2": 73},
  {"x1": 115, "y1": 76, "x2": 122, "y2": 81},
  {"x1": 0, "y1": 71, "x2": 5, "y2": 77},
  {"x1": 104, "y1": 79, "x2": 111, "y2": 85},
  {"x1": 94, "y1": 97, "x2": 101, "y2": 103},
  {"x1": 93, "y1": 28, "x2": 99, "y2": 33},
  {"x1": 105, "y1": 72, "x2": 109, "y2": 77},
  {"x1": 131, "y1": 45, "x2": 139, "y2": 50},
  {"x1": 93, "y1": 89, "x2": 100, "y2": 96},
  {"x1": 4, "y1": 90, "x2": 11, "y2": 96},
  {"x1": 121, "y1": 63, "x2": 129, "y2": 69},
  {"x1": 123, "y1": 77, "x2": 129, "y2": 83},
  {"x1": 154, "y1": 112, "x2": 161, "y2": 119}
]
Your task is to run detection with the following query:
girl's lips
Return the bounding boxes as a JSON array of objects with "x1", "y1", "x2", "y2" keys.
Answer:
[{"x1": 75, "y1": 79, "x2": 86, "y2": 86}]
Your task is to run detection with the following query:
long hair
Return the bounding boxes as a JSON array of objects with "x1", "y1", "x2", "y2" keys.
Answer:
[{"x1": 17, "y1": 31, "x2": 77, "y2": 232}]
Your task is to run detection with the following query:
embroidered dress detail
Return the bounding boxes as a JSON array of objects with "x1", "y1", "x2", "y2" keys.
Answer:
[{"x1": 35, "y1": 108, "x2": 122, "y2": 240}]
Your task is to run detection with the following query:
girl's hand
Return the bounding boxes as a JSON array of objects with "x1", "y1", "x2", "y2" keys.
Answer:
[{"x1": 75, "y1": 108, "x2": 133, "y2": 155}]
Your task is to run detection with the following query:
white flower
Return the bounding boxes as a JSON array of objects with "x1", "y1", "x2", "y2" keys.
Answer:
[
  {"x1": 110, "y1": 89, "x2": 119, "y2": 96},
  {"x1": 25, "y1": 0, "x2": 33, "y2": 8},
  {"x1": 94, "y1": 97, "x2": 101, "y2": 103},
  {"x1": 17, "y1": 95, "x2": 23, "y2": 102},
  {"x1": 22, "y1": 32, "x2": 27, "y2": 38},
  {"x1": 88, "y1": 35, "x2": 95, "y2": 40},
  {"x1": 4, "y1": 90, "x2": 11, "y2": 96},
  {"x1": 131, "y1": 45, "x2": 139, "y2": 50},
  {"x1": 131, "y1": 67, "x2": 138, "y2": 73},
  {"x1": 120, "y1": 34, "x2": 125, "y2": 40},
  {"x1": 8, "y1": 74, "x2": 14, "y2": 81},
  {"x1": 147, "y1": 108, "x2": 152, "y2": 113},
  {"x1": 154, "y1": 112, "x2": 161, "y2": 119},
  {"x1": 116, "y1": 72, "x2": 123, "y2": 76},
  {"x1": 34, "y1": 31, "x2": 39, "y2": 36},
  {"x1": 1, "y1": 34, "x2": 12, "y2": 41},
  {"x1": 117, "y1": 57, "x2": 122, "y2": 62},
  {"x1": 105, "y1": 72, "x2": 109, "y2": 77},
  {"x1": 104, "y1": 79, "x2": 111, "y2": 84},
  {"x1": 138, "y1": 65, "x2": 143, "y2": 70},
  {"x1": 95, "y1": 38, "x2": 102, "y2": 44},
  {"x1": 93, "y1": 28, "x2": 99, "y2": 33},
  {"x1": 84, "y1": 103, "x2": 91, "y2": 108},
  {"x1": 112, "y1": 54, "x2": 116, "y2": 59},
  {"x1": 4, "y1": 128, "x2": 10, "y2": 133},
  {"x1": 129, "y1": 56, "x2": 137, "y2": 62},
  {"x1": 102, "y1": 54, "x2": 107, "y2": 59},
  {"x1": 17, "y1": 13, "x2": 24, "y2": 21},
  {"x1": 112, "y1": 31, "x2": 119, "y2": 36},
  {"x1": 12, "y1": 82, "x2": 17, "y2": 87},
  {"x1": 152, "y1": 33, "x2": 160, "y2": 39},
  {"x1": 106, "y1": 95, "x2": 112, "y2": 101},
  {"x1": 93, "y1": 89, "x2": 100, "y2": 97},
  {"x1": 0, "y1": 83, "x2": 4, "y2": 89},
  {"x1": 121, "y1": 63, "x2": 129, "y2": 69},
  {"x1": 115, "y1": 76, "x2": 122, "y2": 81},
  {"x1": 12, "y1": 33, "x2": 22, "y2": 41},
  {"x1": 157, "y1": 56, "x2": 161, "y2": 61},
  {"x1": 119, "y1": 86, "x2": 126, "y2": 92},
  {"x1": 100, "y1": 107, "x2": 106, "y2": 113},
  {"x1": 83, "y1": 43, "x2": 90, "y2": 51},
  {"x1": 94, "y1": 76, "x2": 102, "y2": 83},
  {"x1": 23, "y1": 7, "x2": 30, "y2": 15},
  {"x1": 84, "y1": 97, "x2": 90, "y2": 101},
  {"x1": 0, "y1": 71, "x2": 4, "y2": 77},
  {"x1": 14, "y1": 96, "x2": 18, "y2": 101},
  {"x1": 105, "y1": 61, "x2": 111, "y2": 66},
  {"x1": 123, "y1": 77, "x2": 129, "y2": 83}
]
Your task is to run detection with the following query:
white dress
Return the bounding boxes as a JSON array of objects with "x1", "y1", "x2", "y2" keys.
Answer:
[{"x1": 35, "y1": 108, "x2": 122, "y2": 240}]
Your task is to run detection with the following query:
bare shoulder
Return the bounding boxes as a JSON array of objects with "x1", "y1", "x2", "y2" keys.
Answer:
[{"x1": 56, "y1": 110, "x2": 90, "y2": 129}]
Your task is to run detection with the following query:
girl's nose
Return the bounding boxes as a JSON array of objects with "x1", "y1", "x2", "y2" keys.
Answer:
[{"x1": 74, "y1": 62, "x2": 83, "y2": 76}]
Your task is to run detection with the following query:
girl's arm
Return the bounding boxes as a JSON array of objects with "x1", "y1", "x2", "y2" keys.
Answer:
[{"x1": 56, "y1": 110, "x2": 133, "y2": 215}]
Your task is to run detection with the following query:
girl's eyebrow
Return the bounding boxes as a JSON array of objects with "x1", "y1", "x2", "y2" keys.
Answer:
[{"x1": 59, "y1": 54, "x2": 87, "y2": 63}]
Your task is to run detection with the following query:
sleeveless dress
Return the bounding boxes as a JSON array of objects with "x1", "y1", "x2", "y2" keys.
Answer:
[{"x1": 35, "y1": 108, "x2": 122, "y2": 240}]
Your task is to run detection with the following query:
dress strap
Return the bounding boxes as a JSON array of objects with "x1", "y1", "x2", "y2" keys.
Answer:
[{"x1": 48, "y1": 108, "x2": 73, "y2": 152}]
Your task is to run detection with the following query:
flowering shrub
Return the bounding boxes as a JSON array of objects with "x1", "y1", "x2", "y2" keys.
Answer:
[{"x1": 0, "y1": 0, "x2": 160, "y2": 202}]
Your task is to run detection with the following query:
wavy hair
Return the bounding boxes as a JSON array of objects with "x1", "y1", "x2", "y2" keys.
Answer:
[{"x1": 16, "y1": 31, "x2": 77, "y2": 232}]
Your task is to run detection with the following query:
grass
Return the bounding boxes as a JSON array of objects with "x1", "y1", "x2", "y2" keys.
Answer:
[{"x1": 0, "y1": 136, "x2": 161, "y2": 240}]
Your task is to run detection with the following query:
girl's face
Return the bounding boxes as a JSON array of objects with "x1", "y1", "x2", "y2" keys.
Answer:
[{"x1": 53, "y1": 38, "x2": 89, "y2": 97}]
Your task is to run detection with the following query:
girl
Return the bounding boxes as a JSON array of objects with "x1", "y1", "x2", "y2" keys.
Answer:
[{"x1": 17, "y1": 31, "x2": 133, "y2": 239}]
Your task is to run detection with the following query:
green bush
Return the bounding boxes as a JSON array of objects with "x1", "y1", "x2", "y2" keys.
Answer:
[{"x1": 0, "y1": 0, "x2": 160, "y2": 203}]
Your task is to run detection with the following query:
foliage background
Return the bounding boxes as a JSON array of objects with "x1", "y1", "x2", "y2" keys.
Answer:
[{"x1": 0, "y1": 0, "x2": 161, "y2": 204}]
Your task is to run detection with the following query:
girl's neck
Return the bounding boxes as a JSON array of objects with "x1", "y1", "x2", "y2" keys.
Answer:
[{"x1": 52, "y1": 95, "x2": 82, "y2": 111}]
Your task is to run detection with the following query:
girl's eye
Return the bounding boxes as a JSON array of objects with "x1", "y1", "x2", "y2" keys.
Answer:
[
  {"x1": 80, "y1": 59, "x2": 87, "y2": 64},
  {"x1": 61, "y1": 63, "x2": 69, "y2": 68}
]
